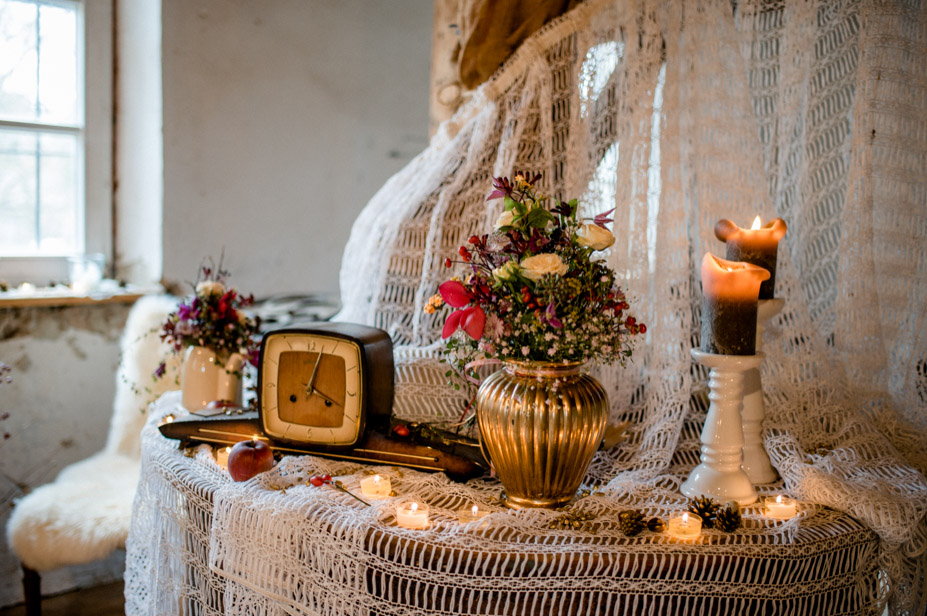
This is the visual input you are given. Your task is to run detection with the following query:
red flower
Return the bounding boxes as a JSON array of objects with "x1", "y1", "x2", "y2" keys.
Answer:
[
  {"x1": 442, "y1": 306, "x2": 485, "y2": 340},
  {"x1": 439, "y1": 280, "x2": 471, "y2": 308}
]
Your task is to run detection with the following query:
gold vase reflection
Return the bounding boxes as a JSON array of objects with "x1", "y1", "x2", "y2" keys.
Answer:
[{"x1": 477, "y1": 361, "x2": 608, "y2": 509}]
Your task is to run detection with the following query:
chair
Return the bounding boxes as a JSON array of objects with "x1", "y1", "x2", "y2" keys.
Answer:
[{"x1": 5, "y1": 295, "x2": 180, "y2": 615}]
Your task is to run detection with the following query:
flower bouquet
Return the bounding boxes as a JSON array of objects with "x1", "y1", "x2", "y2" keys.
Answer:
[
  {"x1": 431, "y1": 172, "x2": 645, "y2": 387},
  {"x1": 430, "y1": 173, "x2": 646, "y2": 507},
  {"x1": 155, "y1": 262, "x2": 261, "y2": 410}
]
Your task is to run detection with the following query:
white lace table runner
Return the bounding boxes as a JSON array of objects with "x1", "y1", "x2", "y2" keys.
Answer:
[{"x1": 127, "y1": 392, "x2": 881, "y2": 616}]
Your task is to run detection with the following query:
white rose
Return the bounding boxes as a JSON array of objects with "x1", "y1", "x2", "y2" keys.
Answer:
[
  {"x1": 492, "y1": 260, "x2": 521, "y2": 282},
  {"x1": 494, "y1": 210, "x2": 516, "y2": 229},
  {"x1": 575, "y1": 223, "x2": 615, "y2": 251},
  {"x1": 520, "y1": 254, "x2": 569, "y2": 281},
  {"x1": 196, "y1": 280, "x2": 226, "y2": 297}
]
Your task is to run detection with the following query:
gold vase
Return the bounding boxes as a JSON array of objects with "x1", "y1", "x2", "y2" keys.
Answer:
[{"x1": 476, "y1": 361, "x2": 608, "y2": 509}]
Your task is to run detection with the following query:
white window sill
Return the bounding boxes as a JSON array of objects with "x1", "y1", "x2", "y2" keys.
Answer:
[{"x1": 0, "y1": 281, "x2": 163, "y2": 309}]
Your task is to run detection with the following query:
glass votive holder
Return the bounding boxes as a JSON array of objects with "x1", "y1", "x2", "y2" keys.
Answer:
[
  {"x1": 396, "y1": 500, "x2": 429, "y2": 529},
  {"x1": 68, "y1": 253, "x2": 105, "y2": 293},
  {"x1": 666, "y1": 511, "x2": 702, "y2": 540},
  {"x1": 457, "y1": 503, "x2": 490, "y2": 524},
  {"x1": 764, "y1": 495, "x2": 798, "y2": 520},
  {"x1": 360, "y1": 474, "x2": 392, "y2": 499},
  {"x1": 215, "y1": 446, "x2": 231, "y2": 469}
]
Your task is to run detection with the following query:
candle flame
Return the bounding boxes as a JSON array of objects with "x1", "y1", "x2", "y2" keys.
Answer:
[
  {"x1": 751, "y1": 215, "x2": 762, "y2": 230},
  {"x1": 224, "y1": 446, "x2": 231, "y2": 453},
  {"x1": 410, "y1": 502, "x2": 418, "y2": 513},
  {"x1": 776, "y1": 494, "x2": 783, "y2": 504},
  {"x1": 373, "y1": 474, "x2": 381, "y2": 483},
  {"x1": 471, "y1": 504, "x2": 479, "y2": 516},
  {"x1": 164, "y1": 414, "x2": 175, "y2": 423},
  {"x1": 682, "y1": 512, "x2": 689, "y2": 524}
]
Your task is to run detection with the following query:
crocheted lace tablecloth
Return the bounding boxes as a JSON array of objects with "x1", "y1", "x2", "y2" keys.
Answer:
[{"x1": 126, "y1": 392, "x2": 881, "y2": 616}]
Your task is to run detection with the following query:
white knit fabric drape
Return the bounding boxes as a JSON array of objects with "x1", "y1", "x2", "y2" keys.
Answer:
[
  {"x1": 125, "y1": 1, "x2": 927, "y2": 614},
  {"x1": 335, "y1": 0, "x2": 927, "y2": 610}
]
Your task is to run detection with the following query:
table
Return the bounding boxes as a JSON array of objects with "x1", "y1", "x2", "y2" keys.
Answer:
[{"x1": 126, "y1": 392, "x2": 881, "y2": 616}]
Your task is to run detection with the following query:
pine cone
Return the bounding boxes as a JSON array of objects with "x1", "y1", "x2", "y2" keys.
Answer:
[
  {"x1": 619, "y1": 510, "x2": 646, "y2": 536},
  {"x1": 647, "y1": 517, "x2": 666, "y2": 533},
  {"x1": 687, "y1": 496, "x2": 720, "y2": 529},
  {"x1": 715, "y1": 502, "x2": 742, "y2": 533}
]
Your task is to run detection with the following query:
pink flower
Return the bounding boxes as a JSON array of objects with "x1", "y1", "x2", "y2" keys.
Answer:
[{"x1": 484, "y1": 312, "x2": 505, "y2": 340}]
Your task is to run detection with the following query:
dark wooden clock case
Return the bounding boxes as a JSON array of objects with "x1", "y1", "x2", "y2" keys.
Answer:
[{"x1": 257, "y1": 323, "x2": 395, "y2": 449}]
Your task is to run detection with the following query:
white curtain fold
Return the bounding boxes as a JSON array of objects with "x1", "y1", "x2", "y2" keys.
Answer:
[{"x1": 334, "y1": 0, "x2": 927, "y2": 611}]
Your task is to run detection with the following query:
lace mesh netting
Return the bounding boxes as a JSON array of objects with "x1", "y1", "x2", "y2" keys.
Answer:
[{"x1": 126, "y1": 1, "x2": 927, "y2": 614}]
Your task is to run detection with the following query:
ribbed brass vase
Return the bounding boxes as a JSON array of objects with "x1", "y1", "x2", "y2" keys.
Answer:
[{"x1": 476, "y1": 361, "x2": 608, "y2": 509}]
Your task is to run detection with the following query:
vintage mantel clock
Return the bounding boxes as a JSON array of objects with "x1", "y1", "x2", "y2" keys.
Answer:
[{"x1": 257, "y1": 323, "x2": 394, "y2": 448}]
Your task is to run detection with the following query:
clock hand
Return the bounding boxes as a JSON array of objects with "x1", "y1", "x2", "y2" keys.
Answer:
[
  {"x1": 309, "y1": 387, "x2": 340, "y2": 407},
  {"x1": 304, "y1": 352, "x2": 324, "y2": 398}
]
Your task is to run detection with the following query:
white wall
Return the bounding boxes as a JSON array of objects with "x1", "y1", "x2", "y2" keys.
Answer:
[
  {"x1": 0, "y1": 0, "x2": 432, "y2": 607},
  {"x1": 161, "y1": 0, "x2": 432, "y2": 298}
]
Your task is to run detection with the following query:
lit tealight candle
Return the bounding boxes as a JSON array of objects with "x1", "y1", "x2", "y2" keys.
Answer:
[
  {"x1": 715, "y1": 216, "x2": 787, "y2": 300},
  {"x1": 215, "y1": 446, "x2": 231, "y2": 469},
  {"x1": 360, "y1": 474, "x2": 392, "y2": 499},
  {"x1": 700, "y1": 253, "x2": 770, "y2": 355},
  {"x1": 160, "y1": 413, "x2": 176, "y2": 425},
  {"x1": 458, "y1": 503, "x2": 490, "y2": 524},
  {"x1": 396, "y1": 501, "x2": 429, "y2": 529},
  {"x1": 666, "y1": 511, "x2": 702, "y2": 540},
  {"x1": 764, "y1": 495, "x2": 798, "y2": 520}
]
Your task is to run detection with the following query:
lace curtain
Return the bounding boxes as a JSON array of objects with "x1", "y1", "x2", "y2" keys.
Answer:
[{"x1": 336, "y1": 0, "x2": 927, "y2": 612}]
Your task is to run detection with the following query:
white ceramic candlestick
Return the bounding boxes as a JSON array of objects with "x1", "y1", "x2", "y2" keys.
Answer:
[
  {"x1": 682, "y1": 349, "x2": 764, "y2": 506},
  {"x1": 741, "y1": 298, "x2": 784, "y2": 484}
]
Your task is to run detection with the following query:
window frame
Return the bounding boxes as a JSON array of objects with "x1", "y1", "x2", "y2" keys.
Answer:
[{"x1": 0, "y1": 0, "x2": 113, "y2": 285}]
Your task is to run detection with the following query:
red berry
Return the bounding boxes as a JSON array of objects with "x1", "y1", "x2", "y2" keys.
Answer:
[
  {"x1": 468, "y1": 235, "x2": 479, "y2": 245},
  {"x1": 321, "y1": 474, "x2": 332, "y2": 484},
  {"x1": 309, "y1": 475, "x2": 324, "y2": 487},
  {"x1": 458, "y1": 247, "x2": 471, "y2": 262},
  {"x1": 393, "y1": 424, "x2": 410, "y2": 437},
  {"x1": 626, "y1": 317, "x2": 636, "y2": 326},
  {"x1": 444, "y1": 258, "x2": 452, "y2": 268},
  {"x1": 639, "y1": 324, "x2": 647, "y2": 334}
]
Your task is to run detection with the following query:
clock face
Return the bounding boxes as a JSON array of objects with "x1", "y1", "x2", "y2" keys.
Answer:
[{"x1": 260, "y1": 332, "x2": 363, "y2": 447}]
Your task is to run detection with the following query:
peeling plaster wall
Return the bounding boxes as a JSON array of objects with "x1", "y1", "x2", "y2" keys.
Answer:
[{"x1": 0, "y1": 304, "x2": 131, "y2": 606}]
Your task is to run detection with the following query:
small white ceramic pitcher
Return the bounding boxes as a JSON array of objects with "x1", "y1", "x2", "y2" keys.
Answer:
[{"x1": 181, "y1": 346, "x2": 245, "y2": 411}]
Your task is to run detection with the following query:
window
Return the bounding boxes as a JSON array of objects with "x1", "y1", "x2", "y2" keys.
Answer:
[{"x1": 0, "y1": 0, "x2": 111, "y2": 285}]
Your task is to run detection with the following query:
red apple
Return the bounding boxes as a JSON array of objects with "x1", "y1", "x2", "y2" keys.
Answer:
[{"x1": 227, "y1": 439, "x2": 275, "y2": 482}]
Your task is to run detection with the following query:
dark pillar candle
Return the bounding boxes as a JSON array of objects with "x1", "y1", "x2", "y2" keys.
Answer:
[
  {"x1": 715, "y1": 217, "x2": 787, "y2": 300},
  {"x1": 700, "y1": 253, "x2": 770, "y2": 355}
]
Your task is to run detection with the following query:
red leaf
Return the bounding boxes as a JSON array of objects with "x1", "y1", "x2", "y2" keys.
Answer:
[
  {"x1": 442, "y1": 310, "x2": 463, "y2": 339},
  {"x1": 487, "y1": 190, "x2": 505, "y2": 201},
  {"x1": 594, "y1": 208, "x2": 616, "y2": 228},
  {"x1": 439, "y1": 280, "x2": 471, "y2": 308},
  {"x1": 460, "y1": 306, "x2": 486, "y2": 340}
]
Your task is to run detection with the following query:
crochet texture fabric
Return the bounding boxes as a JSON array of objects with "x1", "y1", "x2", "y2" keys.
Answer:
[
  {"x1": 125, "y1": 1, "x2": 927, "y2": 614},
  {"x1": 336, "y1": 0, "x2": 927, "y2": 610}
]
